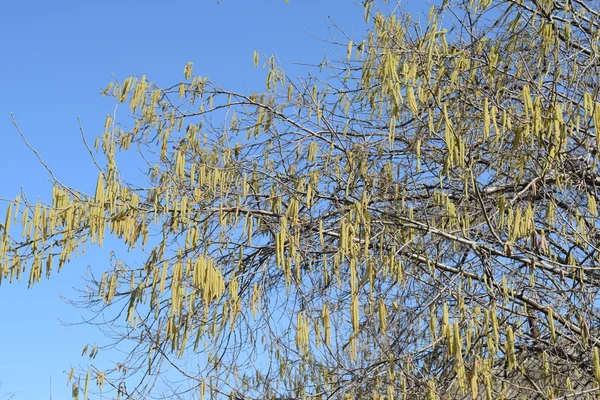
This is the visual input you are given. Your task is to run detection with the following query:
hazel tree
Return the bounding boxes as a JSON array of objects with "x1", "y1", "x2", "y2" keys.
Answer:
[{"x1": 4, "y1": 0, "x2": 600, "y2": 398}]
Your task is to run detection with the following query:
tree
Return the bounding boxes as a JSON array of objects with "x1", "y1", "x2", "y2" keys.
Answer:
[{"x1": 4, "y1": 0, "x2": 600, "y2": 398}]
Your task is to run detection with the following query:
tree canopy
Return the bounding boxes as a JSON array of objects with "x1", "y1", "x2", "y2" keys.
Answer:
[{"x1": 4, "y1": 0, "x2": 600, "y2": 398}]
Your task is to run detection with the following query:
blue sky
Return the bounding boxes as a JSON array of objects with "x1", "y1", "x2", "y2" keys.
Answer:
[{"x1": 0, "y1": 1, "x2": 437, "y2": 398}]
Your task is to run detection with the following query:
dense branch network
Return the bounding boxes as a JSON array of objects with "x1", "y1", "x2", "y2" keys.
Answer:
[{"x1": 3, "y1": 0, "x2": 600, "y2": 398}]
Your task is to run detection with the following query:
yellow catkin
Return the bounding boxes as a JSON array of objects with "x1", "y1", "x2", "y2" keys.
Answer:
[
  {"x1": 485, "y1": 374, "x2": 492, "y2": 400},
  {"x1": 83, "y1": 370, "x2": 90, "y2": 400},
  {"x1": 505, "y1": 326, "x2": 517, "y2": 370},
  {"x1": 296, "y1": 312, "x2": 304, "y2": 350},
  {"x1": 183, "y1": 62, "x2": 193, "y2": 80},
  {"x1": 322, "y1": 303, "x2": 330, "y2": 345},
  {"x1": 595, "y1": 103, "x2": 600, "y2": 150},
  {"x1": 453, "y1": 319, "x2": 466, "y2": 392},
  {"x1": 407, "y1": 85, "x2": 418, "y2": 114},
  {"x1": 429, "y1": 304, "x2": 437, "y2": 340},
  {"x1": 442, "y1": 302, "x2": 450, "y2": 340},
  {"x1": 548, "y1": 307, "x2": 556, "y2": 341},
  {"x1": 522, "y1": 85, "x2": 532, "y2": 115},
  {"x1": 200, "y1": 379, "x2": 206, "y2": 400},
  {"x1": 378, "y1": 298, "x2": 387, "y2": 334},
  {"x1": 351, "y1": 295, "x2": 359, "y2": 335},
  {"x1": 594, "y1": 347, "x2": 600, "y2": 384},
  {"x1": 471, "y1": 359, "x2": 478, "y2": 399},
  {"x1": 3, "y1": 203, "x2": 13, "y2": 237},
  {"x1": 388, "y1": 116, "x2": 396, "y2": 150},
  {"x1": 483, "y1": 98, "x2": 490, "y2": 138}
]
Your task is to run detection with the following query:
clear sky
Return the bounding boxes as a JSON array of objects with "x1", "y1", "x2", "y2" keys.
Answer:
[{"x1": 0, "y1": 1, "x2": 425, "y2": 398}]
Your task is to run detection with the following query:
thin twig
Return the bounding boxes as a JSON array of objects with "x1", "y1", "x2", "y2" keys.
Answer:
[
  {"x1": 10, "y1": 113, "x2": 61, "y2": 185},
  {"x1": 77, "y1": 117, "x2": 103, "y2": 172}
]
